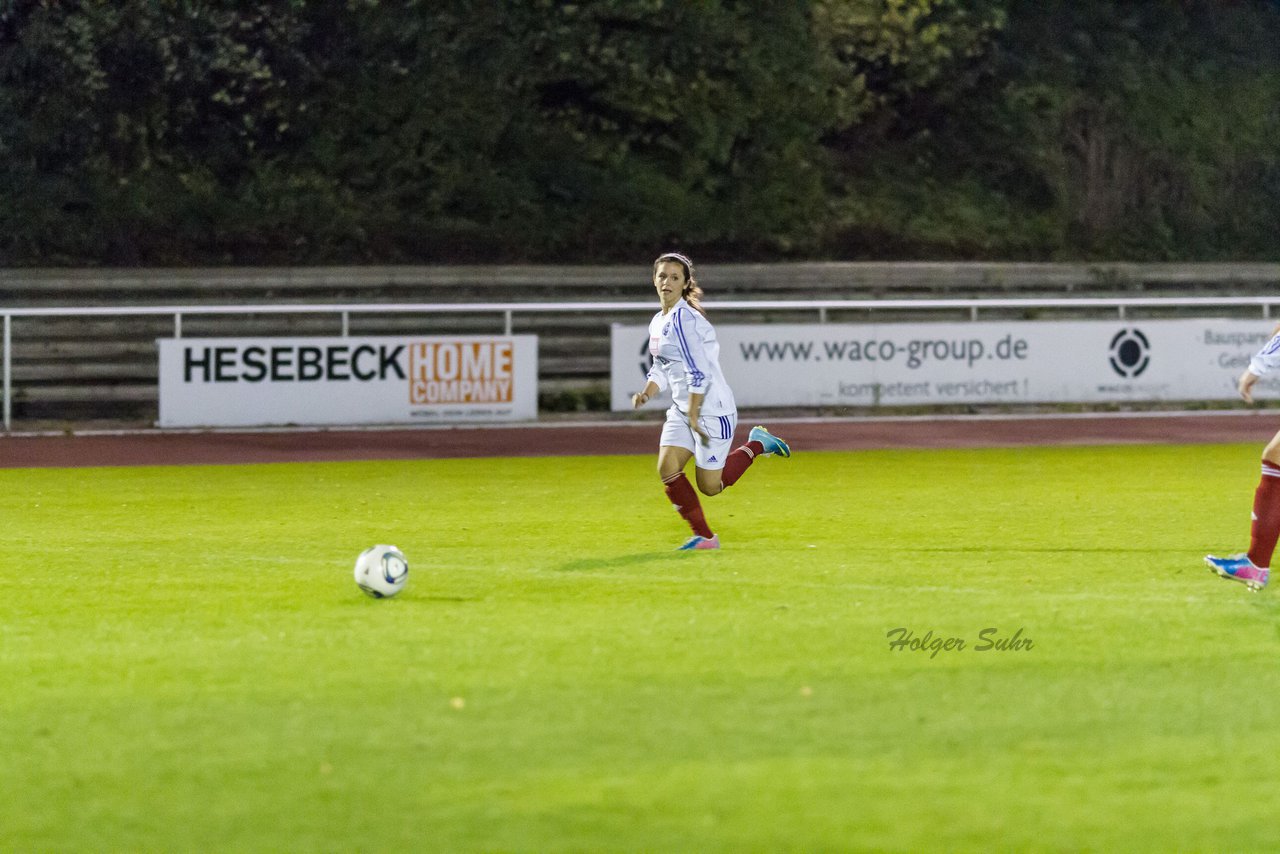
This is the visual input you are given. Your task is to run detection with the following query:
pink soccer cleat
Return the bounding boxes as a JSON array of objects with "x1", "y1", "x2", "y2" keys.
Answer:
[
  {"x1": 1205, "y1": 553, "x2": 1269, "y2": 592},
  {"x1": 677, "y1": 534, "x2": 720, "y2": 551}
]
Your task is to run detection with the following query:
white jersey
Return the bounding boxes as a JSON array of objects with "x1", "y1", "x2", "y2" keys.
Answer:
[
  {"x1": 1251, "y1": 332, "x2": 1280, "y2": 376},
  {"x1": 646, "y1": 299, "x2": 736, "y2": 417}
]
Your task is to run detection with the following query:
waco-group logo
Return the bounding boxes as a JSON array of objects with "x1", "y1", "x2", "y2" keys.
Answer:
[{"x1": 1108, "y1": 328, "x2": 1150, "y2": 378}]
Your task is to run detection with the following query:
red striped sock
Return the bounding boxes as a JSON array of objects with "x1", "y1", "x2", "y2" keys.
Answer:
[
  {"x1": 721, "y1": 440, "x2": 765, "y2": 488},
  {"x1": 663, "y1": 472, "x2": 714, "y2": 538},
  {"x1": 1248, "y1": 460, "x2": 1280, "y2": 568}
]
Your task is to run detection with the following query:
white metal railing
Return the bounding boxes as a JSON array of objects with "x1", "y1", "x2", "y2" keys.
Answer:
[{"x1": 4, "y1": 295, "x2": 1280, "y2": 431}]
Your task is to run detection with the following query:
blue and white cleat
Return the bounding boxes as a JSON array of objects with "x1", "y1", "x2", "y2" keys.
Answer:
[
  {"x1": 1205, "y1": 553, "x2": 1269, "y2": 592},
  {"x1": 677, "y1": 534, "x2": 720, "y2": 551},
  {"x1": 749, "y1": 425, "x2": 791, "y2": 458}
]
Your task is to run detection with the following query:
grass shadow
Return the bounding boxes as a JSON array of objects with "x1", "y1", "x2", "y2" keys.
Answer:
[
  {"x1": 553, "y1": 551, "x2": 681, "y2": 572},
  {"x1": 343, "y1": 594, "x2": 480, "y2": 606},
  {"x1": 908, "y1": 546, "x2": 1179, "y2": 555}
]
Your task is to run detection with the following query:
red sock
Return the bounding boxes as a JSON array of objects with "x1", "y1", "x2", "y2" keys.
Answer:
[
  {"x1": 1249, "y1": 460, "x2": 1280, "y2": 568},
  {"x1": 663, "y1": 472, "x2": 714, "y2": 538},
  {"x1": 721, "y1": 440, "x2": 765, "y2": 488}
]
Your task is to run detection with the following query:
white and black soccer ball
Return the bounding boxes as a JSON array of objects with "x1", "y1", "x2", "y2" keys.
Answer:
[{"x1": 354, "y1": 544, "x2": 409, "y2": 598}]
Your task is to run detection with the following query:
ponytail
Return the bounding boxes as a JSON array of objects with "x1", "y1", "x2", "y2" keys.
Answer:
[{"x1": 682, "y1": 282, "x2": 707, "y2": 318}]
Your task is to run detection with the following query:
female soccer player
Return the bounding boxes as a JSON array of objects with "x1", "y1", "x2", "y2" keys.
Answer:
[
  {"x1": 1205, "y1": 330, "x2": 1280, "y2": 591},
  {"x1": 631, "y1": 251, "x2": 791, "y2": 550}
]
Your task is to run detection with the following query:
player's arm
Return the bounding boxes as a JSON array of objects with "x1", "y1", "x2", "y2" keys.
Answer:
[
  {"x1": 1244, "y1": 329, "x2": 1280, "y2": 403},
  {"x1": 632, "y1": 380, "x2": 661, "y2": 409},
  {"x1": 672, "y1": 308, "x2": 713, "y2": 443},
  {"x1": 1240, "y1": 370, "x2": 1261, "y2": 404},
  {"x1": 686, "y1": 392, "x2": 710, "y2": 443},
  {"x1": 672, "y1": 307, "x2": 711, "y2": 395},
  {"x1": 634, "y1": 353, "x2": 669, "y2": 408}
]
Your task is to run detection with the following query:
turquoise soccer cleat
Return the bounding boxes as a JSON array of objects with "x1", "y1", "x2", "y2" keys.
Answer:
[
  {"x1": 1205, "y1": 553, "x2": 1269, "y2": 592},
  {"x1": 749, "y1": 425, "x2": 791, "y2": 458}
]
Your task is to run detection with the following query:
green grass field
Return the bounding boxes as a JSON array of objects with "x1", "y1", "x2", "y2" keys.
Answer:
[{"x1": 4, "y1": 442, "x2": 1280, "y2": 851}]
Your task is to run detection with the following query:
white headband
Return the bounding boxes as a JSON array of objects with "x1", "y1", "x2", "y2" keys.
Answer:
[{"x1": 656, "y1": 252, "x2": 694, "y2": 270}]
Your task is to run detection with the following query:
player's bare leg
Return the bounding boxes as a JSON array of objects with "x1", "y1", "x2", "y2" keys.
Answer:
[
  {"x1": 695, "y1": 467, "x2": 726, "y2": 496},
  {"x1": 657, "y1": 445, "x2": 693, "y2": 481}
]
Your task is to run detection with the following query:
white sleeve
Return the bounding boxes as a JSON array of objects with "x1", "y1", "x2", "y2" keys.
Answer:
[
  {"x1": 646, "y1": 361, "x2": 669, "y2": 392},
  {"x1": 671, "y1": 307, "x2": 711, "y2": 394},
  {"x1": 1250, "y1": 333, "x2": 1280, "y2": 376}
]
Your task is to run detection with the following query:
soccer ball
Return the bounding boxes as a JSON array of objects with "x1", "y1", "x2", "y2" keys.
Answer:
[{"x1": 354, "y1": 544, "x2": 409, "y2": 598}]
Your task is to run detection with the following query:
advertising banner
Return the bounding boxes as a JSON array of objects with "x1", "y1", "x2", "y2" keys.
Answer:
[
  {"x1": 160, "y1": 335, "x2": 537, "y2": 427},
  {"x1": 610, "y1": 319, "x2": 1280, "y2": 410}
]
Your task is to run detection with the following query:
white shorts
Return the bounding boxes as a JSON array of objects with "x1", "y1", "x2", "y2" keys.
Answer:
[{"x1": 660, "y1": 406, "x2": 738, "y2": 471}]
